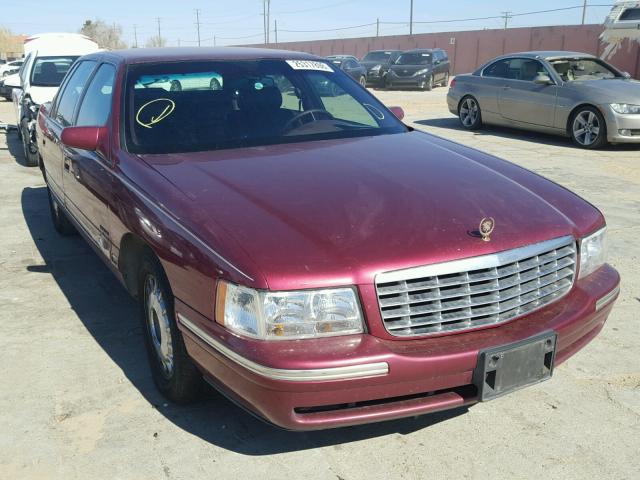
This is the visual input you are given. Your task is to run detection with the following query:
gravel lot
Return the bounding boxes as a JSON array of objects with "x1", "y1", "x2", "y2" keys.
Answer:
[{"x1": 1, "y1": 89, "x2": 638, "y2": 480}]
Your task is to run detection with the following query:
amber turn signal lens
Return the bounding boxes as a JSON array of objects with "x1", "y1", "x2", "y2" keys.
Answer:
[{"x1": 215, "y1": 280, "x2": 228, "y2": 325}]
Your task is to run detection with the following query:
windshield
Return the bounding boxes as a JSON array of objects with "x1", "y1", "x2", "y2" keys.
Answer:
[
  {"x1": 363, "y1": 52, "x2": 393, "y2": 62},
  {"x1": 31, "y1": 56, "x2": 79, "y2": 87},
  {"x1": 550, "y1": 58, "x2": 620, "y2": 82},
  {"x1": 125, "y1": 59, "x2": 406, "y2": 154},
  {"x1": 395, "y1": 53, "x2": 432, "y2": 66}
]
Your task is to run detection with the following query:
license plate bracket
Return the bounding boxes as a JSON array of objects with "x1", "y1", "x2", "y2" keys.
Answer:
[{"x1": 474, "y1": 331, "x2": 557, "y2": 402}]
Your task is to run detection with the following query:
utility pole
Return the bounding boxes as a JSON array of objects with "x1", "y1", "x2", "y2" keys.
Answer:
[
  {"x1": 263, "y1": 0, "x2": 267, "y2": 44},
  {"x1": 195, "y1": 9, "x2": 202, "y2": 46},
  {"x1": 501, "y1": 11, "x2": 512, "y2": 30},
  {"x1": 156, "y1": 17, "x2": 162, "y2": 41},
  {"x1": 275, "y1": 19, "x2": 278, "y2": 45},
  {"x1": 266, "y1": 0, "x2": 271, "y2": 44},
  {"x1": 214, "y1": 35, "x2": 217, "y2": 47},
  {"x1": 376, "y1": 18, "x2": 380, "y2": 37},
  {"x1": 409, "y1": 0, "x2": 414, "y2": 35},
  {"x1": 581, "y1": 0, "x2": 588, "y2": 24},
  {"x1": 133, "y1": 24, "x2": 138, "y2": 48}
]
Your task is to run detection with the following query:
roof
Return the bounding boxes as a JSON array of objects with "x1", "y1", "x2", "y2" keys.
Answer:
[
  {"x1": 400, "y1": 48, "x2": 443, "y2": 53},
  {"x1": 497, "y1": 51, "x2": 596, "y2": 60},
  {"x1": 92, "y1": 47, "x2": 318, "y2": 65}
]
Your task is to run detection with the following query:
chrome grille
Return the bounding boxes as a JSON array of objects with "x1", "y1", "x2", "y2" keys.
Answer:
[{"x1": 376, "y1": 236, "x2": 576, "y2": 337}]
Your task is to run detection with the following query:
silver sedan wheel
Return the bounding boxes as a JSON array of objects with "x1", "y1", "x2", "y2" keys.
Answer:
[
  {"x1": 572, "y1": 110, "x2": 601, "y2": 146},
  {"x1": 145, "y1": 275, "x2": 174, "y2": 377},
  {"x1": 460, "y1": 98, "x2": 479, "y2": 127}
]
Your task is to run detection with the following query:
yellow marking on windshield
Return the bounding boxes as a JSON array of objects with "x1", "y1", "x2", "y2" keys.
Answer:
[{"x1": 136, "y1": 98, "x2": 176, "y2": 129}]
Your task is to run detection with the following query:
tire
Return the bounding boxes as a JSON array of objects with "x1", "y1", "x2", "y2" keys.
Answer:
[
  {"x1": 209, "y1": 77, "x2": 221, "y2": 90},
  {"x1": 422, "y1": 75, "x2": 433, "y2": 91},
  {"x1": 441, "y1": 72, "x2": 450, "y2": 87},
  {"x1": 21, "y1": 118, "x2": 39, "y2": 167},
  {"x1": 47, "y1": 186, "x2": 76, "y2": 236},
  {"x1": 139, "y1": 251, "x2": 201, "y2": 404},
  {"x1": 458, "y1": 96, "x2": 482, "y2": 130},
  {"x1": 569, "y1": 106, "x2": 607, "y2": 149},
  {"x1": 359, "y1": 76, "x2": 367, "y2": 88}
]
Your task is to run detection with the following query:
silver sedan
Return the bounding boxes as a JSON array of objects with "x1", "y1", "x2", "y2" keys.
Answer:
[{"x1": 447, "y1": 51, "x2": 640, "y2": 148}]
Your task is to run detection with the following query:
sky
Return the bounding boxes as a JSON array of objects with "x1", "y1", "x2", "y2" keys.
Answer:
[{"x1": 2, "y1": 1, "x2": 618, "y2": 47}]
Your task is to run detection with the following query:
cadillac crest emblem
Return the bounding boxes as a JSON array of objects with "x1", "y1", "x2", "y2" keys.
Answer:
[{"x1": 479, "y1": 217, "x2": 495, "y2": 242}]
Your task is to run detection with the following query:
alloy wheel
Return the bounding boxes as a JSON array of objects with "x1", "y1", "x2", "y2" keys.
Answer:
[
  {"x1": 572, "y1": 110, "x2": 601, "y2": 147},
  {"x1": 460, "y1": 98, "x2": 479, "y2": 127}
]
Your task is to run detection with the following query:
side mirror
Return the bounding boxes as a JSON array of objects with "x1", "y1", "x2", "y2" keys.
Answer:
[
  {"x1": 61, "y1": 126, "x2": 108, "y2": 154},
  {"x1": 3, "y1": 74, "x2": 21, "y2": 89},
  {"x1": 533, "y1": 74, "x2": 554, "y2": 85},
  {"x1": 388, "y1": 106, "x2": 405, "y2": 121}
]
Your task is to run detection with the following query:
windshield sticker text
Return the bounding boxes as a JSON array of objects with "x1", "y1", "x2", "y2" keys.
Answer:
[{"x1": 286, "y1": 60, "x2": 334, "y2": 72}]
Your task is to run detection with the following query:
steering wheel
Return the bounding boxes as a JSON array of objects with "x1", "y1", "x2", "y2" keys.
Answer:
[{"x1": 283, "y1": 109, "x2": 333, "y2": 132}]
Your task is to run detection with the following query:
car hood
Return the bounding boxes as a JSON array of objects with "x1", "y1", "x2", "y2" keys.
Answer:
[
  {"x1": 389, "y1": 64, "x2": 431, "y2": 75},
  {"x1": 567, "y1": 78, "x2": 640, "y2": 102},
  {"x1": 141, "y1": 131, "x2": 592, "y2": 290},
  {"x1": 28, "y1": 86, "x2": 60, "y2": 105},
  {"x1": 361, "y1": 60, "x2": 388, "y2": 69}
]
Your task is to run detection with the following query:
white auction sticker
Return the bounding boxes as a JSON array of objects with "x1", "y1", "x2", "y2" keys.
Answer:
[{"x1": 286, "y1": 60, "x2": 334, "y2": 72}]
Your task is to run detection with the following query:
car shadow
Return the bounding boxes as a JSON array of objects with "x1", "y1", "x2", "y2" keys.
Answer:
[
  {"x1": 20, "y1": 185, "x2": 469, "y2": 455},
  {"x1": 414, "y1": 117, "x2": 640, "y2": 151},
  {"x1": 3, "y1": 128, "x2": 29, "y2": 166}
]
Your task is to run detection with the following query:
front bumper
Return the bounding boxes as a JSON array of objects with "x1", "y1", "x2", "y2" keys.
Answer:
[
  {"x1": 386, "y1": 73, "x2": 429, "y2": 88},
  {"x1": 177, "y1": 264, "x2": 619, "y2": 431},
  {"x1": 365, "y1": 70, "x2": 385, "y2": 86},
  {"x1": 602, "y1": 105, "x2": 640, "y2": 143}
]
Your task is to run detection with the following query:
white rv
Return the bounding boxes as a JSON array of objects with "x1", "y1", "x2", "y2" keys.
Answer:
[
  {"x1": 6, "y1": 33, "x2": 100, "y2": 166},
  {"x1": 601, "y1": 1, "x2": 640, "y2": 59}
]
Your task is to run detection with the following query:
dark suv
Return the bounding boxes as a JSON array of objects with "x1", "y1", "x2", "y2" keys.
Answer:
[
  {"x1": 386, "y1": 48, "x2": 450, "y2": 90},
  {"x1": 360, "y1": 50, "x2": 402, "y2": 87}
]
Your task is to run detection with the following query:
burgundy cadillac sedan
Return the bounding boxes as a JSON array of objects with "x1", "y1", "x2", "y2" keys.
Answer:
[{"x1": 36, "y1": 48, "x2": 619, "y2": 430}]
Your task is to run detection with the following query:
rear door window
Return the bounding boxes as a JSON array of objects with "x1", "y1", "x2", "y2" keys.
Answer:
[
  {"x1": 54, "y1": 61, "x2": 97, "y2": 126},
  {"x1": 76, "y1": 64, "x2": 116, "y2": 126},
  {"x1": 484, "y1": 58, "x2": 549, "y2": 81}
]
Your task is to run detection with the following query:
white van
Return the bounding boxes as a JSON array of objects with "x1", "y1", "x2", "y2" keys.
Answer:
[
  {"x1": 7, "y1": 33, "x2": 100, "y2": 166},
  {"x1": 601, "y1": 1, "x2": 640, "y2": 59}
]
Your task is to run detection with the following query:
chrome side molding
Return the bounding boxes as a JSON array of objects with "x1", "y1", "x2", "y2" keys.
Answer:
[{"x1": 177, "y1": 314, "x2": 389, "y2": 382}]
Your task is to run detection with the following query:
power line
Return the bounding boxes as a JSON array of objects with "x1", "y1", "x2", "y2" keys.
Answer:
[
  {"x1": 280, "y1": 22, "x2": 377, "y2": 33},
  {"x1": 381, "y1": 4, "x2": 615, "y2": 26}
]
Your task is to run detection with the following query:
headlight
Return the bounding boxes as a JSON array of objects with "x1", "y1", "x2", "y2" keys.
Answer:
[
  {"x1": 415, "y1": 68, "x2": 430, "y2": 76},
  {"x1": 215, "y1": 281, "x2": 364, "y2": 340},
  {"x1": 579, "y1": 227, "x2": 607, "y2": 279},
  {"x1": 611, "y1": 103, "x2": 640, "y2": 114}
]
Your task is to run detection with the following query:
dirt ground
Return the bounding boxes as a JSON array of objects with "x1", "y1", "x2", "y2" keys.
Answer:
[{"x1": 0, "y1": 89, "x2": 638, "y2": 480}]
